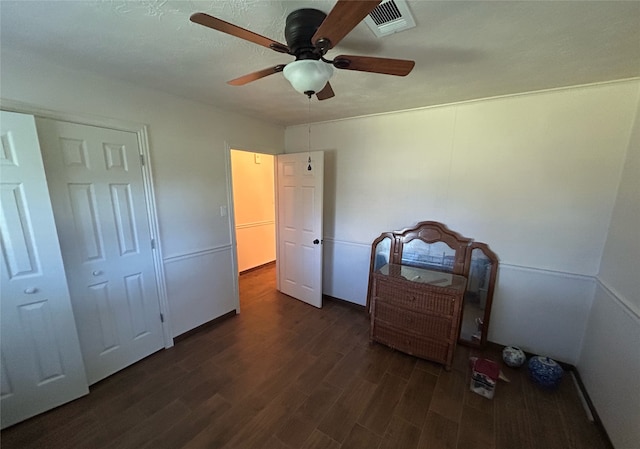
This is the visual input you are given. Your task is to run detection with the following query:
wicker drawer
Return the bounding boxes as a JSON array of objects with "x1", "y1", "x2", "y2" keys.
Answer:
[
  {"x1": 370, "y1": 268, "x2": 465, "y2": 370},
  {"x1": 371, "y1": 320, "x2": 450, "y2": 365},
  {"x1": 373, "y1": 299, "x2": 453, "y2": 341},
  {"x1": 374, "y1": 276, "x2": 457, "y2": 316}
]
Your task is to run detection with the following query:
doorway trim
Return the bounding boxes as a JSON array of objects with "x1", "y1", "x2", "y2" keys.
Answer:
[
  {"x1": 224, "y1": 141, "x2": 282, "y2": 314},
  {"x1": 0, "y1": 98, "x2": 173, "y2": 348}
]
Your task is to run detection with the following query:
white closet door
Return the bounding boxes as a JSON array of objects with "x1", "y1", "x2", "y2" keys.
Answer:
[
  {"x1": 36, "y1": 118, "x2": 164, "y2": 385},
  {"x1": 0, "y1": 111, "x2": 88, "y2": 429}
]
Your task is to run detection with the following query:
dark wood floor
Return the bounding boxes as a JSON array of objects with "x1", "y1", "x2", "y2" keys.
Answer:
[{"x1": 2, "y1": 263, "x2": 611, "y2": 449}]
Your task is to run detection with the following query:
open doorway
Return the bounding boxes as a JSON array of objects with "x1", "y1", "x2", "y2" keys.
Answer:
[
  {"x1": 228, "y1": 148, "x2": 324, "y2": 310},
  {"x1": 229, "y1": 150, "x2": 277, "y2": 297}
]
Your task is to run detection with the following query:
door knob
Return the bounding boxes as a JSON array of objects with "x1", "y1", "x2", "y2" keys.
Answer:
[
  {"x1": 92, "y1": 270, "x2": 103, "y2": 276},
  {"x1": 313, "y1": 239, "x2": 320, "y2": 245},
  {"x1": 24, "y1": 287, "x2": 38, "y2": 294}
]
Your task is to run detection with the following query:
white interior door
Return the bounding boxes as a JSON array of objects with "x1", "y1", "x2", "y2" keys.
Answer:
[
  {"x1": 0, "y1": 111, "x2": 88, "y2": 429},
  {"x1": 36, "y1": 118, "x2": 164, "y2": 385},
  {"x1": 276, "y1": 151, "x2": 324, "y2": 308}
]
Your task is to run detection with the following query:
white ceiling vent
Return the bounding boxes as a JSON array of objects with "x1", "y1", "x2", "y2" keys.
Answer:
[{"x1": 364, "y1": 0, "x2": 416, "y2": 38}]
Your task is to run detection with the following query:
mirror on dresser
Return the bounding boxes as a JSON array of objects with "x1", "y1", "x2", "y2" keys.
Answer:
[
  {"x1": 460, "y1": 242, "x2": 498, "y2": 347},
  {"x1": 371, "y1": 234, "x2": 393, "y2": 272},
  {"x1": 400, "y1": 239, "x2": 457, "y2": 272}
]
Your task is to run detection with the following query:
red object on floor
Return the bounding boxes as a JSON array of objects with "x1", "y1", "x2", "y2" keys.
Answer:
[{"x1": 471, "y1": 358, "x2": 499, "y2": 399}]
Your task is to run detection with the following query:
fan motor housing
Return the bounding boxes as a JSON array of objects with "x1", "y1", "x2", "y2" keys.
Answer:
[{"x1": 285, "y1": 9, "x2": 326, "y2": 59}]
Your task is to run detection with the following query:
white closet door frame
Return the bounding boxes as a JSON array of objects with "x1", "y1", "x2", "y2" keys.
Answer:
[{"x1": 0, "y1": 99, "x2": 173, "y2": 349}]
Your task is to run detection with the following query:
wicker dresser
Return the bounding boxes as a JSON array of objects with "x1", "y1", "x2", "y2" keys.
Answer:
[
  {"x1": 367, "y1": 221, "x2": 499, "y2": 358},
  {"x1": 370, "y1": 263, "x2": 467, "y2": 370}
]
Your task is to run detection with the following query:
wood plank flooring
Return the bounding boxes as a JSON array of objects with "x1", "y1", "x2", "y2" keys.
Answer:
[{"x1": 1, "y1": 263, "x2": 612, "y2": 449}]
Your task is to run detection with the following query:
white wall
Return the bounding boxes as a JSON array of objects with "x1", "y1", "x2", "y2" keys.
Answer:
[
  {"x1": 1, "y1": 48, "x2": 284, "y2": 338},
  {"x1": 286, "y1": 80, "x2": 639, "y2": 364},
  {"x1": 230, "y1": 150, "x2": 276, "y2": 272},
  {"x1": 579, "y1": 99, "x2": 640, "y2": 449}
]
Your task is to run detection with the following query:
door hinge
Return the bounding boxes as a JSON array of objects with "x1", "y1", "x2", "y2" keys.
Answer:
[
  {"x1": 140, "y1": 154, "x2": 145, "y2": 166},
  {"x1": 151, "y1": 238, "x2": 156, "y2": 249},
  {"x1": 160, "y1": 313, "x2": 164, "y2": 323}
]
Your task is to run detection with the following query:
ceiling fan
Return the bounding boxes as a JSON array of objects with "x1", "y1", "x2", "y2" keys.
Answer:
[{"x1": 190, "y1": 0, "x2": 415, "y2": 100}]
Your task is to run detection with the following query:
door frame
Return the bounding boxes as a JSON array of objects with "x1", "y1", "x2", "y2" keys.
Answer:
[
  {"x1": 0, "y1": 99, "x2": 173, "y2": 348},
  {"x1": 224, "y1": 142, "x2": 282, "y2": 313}
]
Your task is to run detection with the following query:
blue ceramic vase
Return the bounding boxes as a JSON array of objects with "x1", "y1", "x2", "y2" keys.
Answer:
[{"x1": 528, "y1": 356, "x2": 563, "y2": 388}]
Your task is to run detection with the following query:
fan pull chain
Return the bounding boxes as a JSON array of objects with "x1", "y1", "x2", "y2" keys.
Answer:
[{"x1": 307, "y1": 96, "x2": 312, "y2": 171}]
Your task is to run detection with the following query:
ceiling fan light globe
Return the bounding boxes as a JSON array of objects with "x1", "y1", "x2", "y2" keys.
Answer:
[{"x1": 283, "y1": 60, "x2": 334, "y2": 95}]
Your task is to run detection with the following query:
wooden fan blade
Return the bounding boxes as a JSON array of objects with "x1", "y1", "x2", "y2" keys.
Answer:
[
  {"x1": 312, "y1": 0, "x2": 382, "y2": 50},
  {"x1": 227, "y1": 65, "x2": 286, "y2": 86},
  {"x1": 316, "y1": 82, "x2": 335, "y2": 100},
  {"x1": 333, "y1": 55, "x2": 415, "y2": 76},
  {"x1": 190, "y1": 12, "x2": 289, "y2": 53}
]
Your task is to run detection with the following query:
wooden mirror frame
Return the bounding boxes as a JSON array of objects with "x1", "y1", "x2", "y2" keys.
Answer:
[
  {"x1": 393, "y1": 221, "x2": 471, "y2": 275},
  {"x1": 460, "y1": 242, "x2": 499, "y2": 348},
  {"x1": 366, "y1": 232, "x2": 396, "y2": 313}
]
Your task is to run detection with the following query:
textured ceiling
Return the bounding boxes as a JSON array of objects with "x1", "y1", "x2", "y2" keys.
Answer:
[{"x1": 1, "y1": 1, "x2": 639, "y2": 126}]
